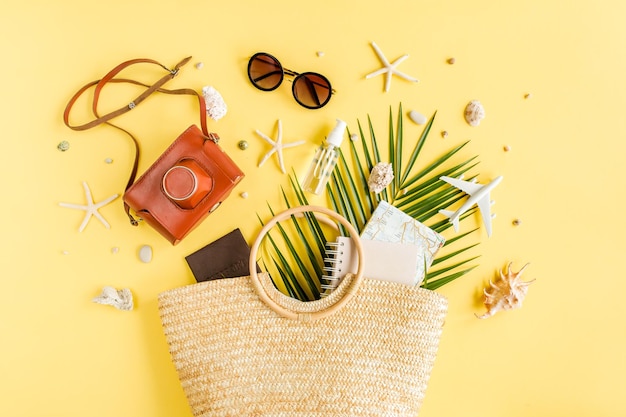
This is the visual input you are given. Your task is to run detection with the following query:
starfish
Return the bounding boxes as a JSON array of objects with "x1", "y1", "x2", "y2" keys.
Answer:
[
  {"x1": 255, "y1": 119, "x2": 305, "y2": 174},
  {"x1": 59, "y1": 182, "x2": 119, "y2": 232},
  {"x1": 365, "y1": 41, "x2": 418, "y2": 92}
]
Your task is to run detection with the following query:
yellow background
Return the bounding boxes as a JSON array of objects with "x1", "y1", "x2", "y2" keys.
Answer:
[{"x1": 2, "y1": 0, "x2": 625, "y2": 416}]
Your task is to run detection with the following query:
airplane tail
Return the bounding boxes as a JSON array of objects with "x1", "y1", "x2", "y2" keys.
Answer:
[{"x1": 438, "y1": 209, "x2": 460, "y2": 232}]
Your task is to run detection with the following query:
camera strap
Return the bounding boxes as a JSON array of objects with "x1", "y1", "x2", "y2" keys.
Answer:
[{"x1": 63, "y1": 56, "x2": 216, "y2": 225}]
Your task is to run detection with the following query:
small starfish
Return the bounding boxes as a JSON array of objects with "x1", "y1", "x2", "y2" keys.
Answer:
[
  {"x1": 255, "y1": 119, "x2": 305, "y2": 174},
  {"x1": 365, "y1": 41, "x2": 418, "y2": 92},
  {"x1": 59, "y1": 182, "x2": 119, "y2": 232}
]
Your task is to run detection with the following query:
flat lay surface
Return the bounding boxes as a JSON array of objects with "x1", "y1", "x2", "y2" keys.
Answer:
[{"x1": 2, "y1": 1, "x2": 626, "y2": 416}]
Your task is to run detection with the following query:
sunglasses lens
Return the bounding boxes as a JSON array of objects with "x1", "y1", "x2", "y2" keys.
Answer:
[
  {"x1": 293, "y1": 73, "x2": 332, "y2": 109},
  {"x1": 248, "y1": 53, "x2": 283, "y2": 91}
]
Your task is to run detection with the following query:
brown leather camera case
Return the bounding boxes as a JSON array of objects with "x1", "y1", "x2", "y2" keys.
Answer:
[
  {"x1": 123, "y1": 125, "x2": 244, "y2": 245},
  {"x1": 63, "y1": 57, "x2": 245, "y2": 245}
]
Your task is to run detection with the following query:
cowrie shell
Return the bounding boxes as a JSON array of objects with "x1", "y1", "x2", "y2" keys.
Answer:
[{"x1": 464, "y1": 100, "x2": 485, "y2": 127}]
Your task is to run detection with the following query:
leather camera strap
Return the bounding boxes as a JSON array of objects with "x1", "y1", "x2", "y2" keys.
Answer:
[{"x1": 63, "y1": 57, "x2": 217, "y2": 226}]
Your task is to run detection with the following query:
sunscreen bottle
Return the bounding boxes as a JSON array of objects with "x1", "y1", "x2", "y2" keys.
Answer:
[{"x1": 302, "y1": 119, "x2": 347, "y2": 195}]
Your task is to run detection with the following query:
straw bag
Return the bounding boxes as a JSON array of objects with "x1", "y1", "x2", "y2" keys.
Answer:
[{"x1": 158, "y1": 206, "x2": 448, "y2": 416}]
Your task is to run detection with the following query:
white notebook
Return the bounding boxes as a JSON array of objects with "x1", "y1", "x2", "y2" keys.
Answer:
[
  {"x1": 322, "y1": 236, "x2": 420, "y2": 288},
  {"x1": 361, "y1": 201, "x2": 445, "y2": 282},
  {"x1": 322, "y1": 201, "x2": 445, "y2": 291}
]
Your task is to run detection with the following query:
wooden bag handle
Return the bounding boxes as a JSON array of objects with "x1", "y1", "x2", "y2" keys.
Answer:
[{"x1": 249, "y1": 205, "x2": 365, "y2": 322}]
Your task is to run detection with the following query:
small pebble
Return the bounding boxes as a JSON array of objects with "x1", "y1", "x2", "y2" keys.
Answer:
[
  {"x1": 441, "y1": 130, "x2": 449, "y2": 139},
  {"x1": 240, "y1": 192, "x2": 249, "y2": 199},
  {"x1": 57, "y1": 140, "x2": 70, "y2": 152},
  {"x1": 408, "y1": 110, "x2": 427, "y2": 125},
  {"x1": 447, "y1": 57, "x2": 456, "y2": 65},
  {"x1": 524, "y1": 93, "x2": 532, "y2": 99},
  {"x1": 138, "y1": 245, "x2": 153, "y2": 263},
  {"x1": 350, "y1": 133, "x2": 359, "y2": 142},
  {"x1": 62, "y1": 250, "x2": 70, "y2": 255},
  {"x1": 104, "y1": 158, "x2": 113, "y2": 164},
  {"x1": 503, "y1": 145, "x2": 511, "y2": 152},
  {"x1": 195, "y1": 62, "x2": 204, "y2": 69},
  {"x1": 316, "y1": 51, "x2": 325, "y2": 57},
  {"x1": 111, "y1": 247, "x2": 120, "y2": 254},
  {"x1": 238, "y1": 140, "x2": 249, "y2": 150},
  {"x1": 512, "y1": 219, "x2": 522, "y2": 226}
]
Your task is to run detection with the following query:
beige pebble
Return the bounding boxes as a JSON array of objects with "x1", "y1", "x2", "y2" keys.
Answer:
[
  {"x1": 503, "y1": 145, "x2": 511, "y2": 152},
  {"x1": 57, "y1": 140, "x2": 70, "y2": 152},
  {"x1": 441, "y1": 130, "x2": 449, "y2": 139},
  {"x1": 447, "y1": 57, "x2": 456, "y2": 64},
  {"x1": 240, "y1": 192, "x2": 249, "y2": 199},
  {"x1": 512, "y1": 219, "x2": 522, "y2": 226},
  {"x1": 195, "y1": 62, "x2": 204, "y2": 69}
]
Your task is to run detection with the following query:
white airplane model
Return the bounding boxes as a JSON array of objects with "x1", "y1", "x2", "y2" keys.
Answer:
[{"x1": 439, "y1": 175, "x2": 503, "y2": 237}]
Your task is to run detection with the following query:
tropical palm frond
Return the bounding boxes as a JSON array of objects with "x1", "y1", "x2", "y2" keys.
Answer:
[{"x1": 259, "y1": 104, "x2": 482, "y2": 300}]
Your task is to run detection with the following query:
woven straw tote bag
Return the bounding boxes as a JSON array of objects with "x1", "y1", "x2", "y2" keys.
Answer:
[{"x1": 158, "y1": 205, "x2": 448, "y2": 417}]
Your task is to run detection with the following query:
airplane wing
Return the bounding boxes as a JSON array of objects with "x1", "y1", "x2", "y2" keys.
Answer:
[
  {"x1": 476, "y1": 194, "x2": 493, "y2": 237},
  {"x1": 440, "y1": 176, "x2": 483, "y2": 195}
]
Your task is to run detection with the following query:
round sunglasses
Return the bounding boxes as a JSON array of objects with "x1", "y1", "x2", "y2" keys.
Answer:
[{"x1": 247, "y1": 52, "x2": 334, "y2": 109}]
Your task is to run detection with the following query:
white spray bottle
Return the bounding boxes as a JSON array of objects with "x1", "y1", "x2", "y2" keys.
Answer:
[{"x1": 302, "y1": 119, "x2": 347, "y2": 195}]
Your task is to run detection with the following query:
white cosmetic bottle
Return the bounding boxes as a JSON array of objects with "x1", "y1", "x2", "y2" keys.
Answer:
[{"x1": 302, "y1": 119, "x2": 347, "y2": 195}]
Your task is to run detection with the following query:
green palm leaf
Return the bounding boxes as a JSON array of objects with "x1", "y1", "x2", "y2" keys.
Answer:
[{"x1": 259, "y1": 103, "x2": 483, "y2": 300}]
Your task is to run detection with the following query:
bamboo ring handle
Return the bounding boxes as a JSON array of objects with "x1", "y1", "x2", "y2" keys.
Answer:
[{"x1": 249, "y1": 205, "x2": 364, "y2": 321}]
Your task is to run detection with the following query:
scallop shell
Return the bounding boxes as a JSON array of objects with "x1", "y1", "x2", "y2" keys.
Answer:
[
  {"x1": 476, "y1": 262, "x2": 535, "y2": 319},
  {"x1": 464, "y1": 100, "x2": 485, "y2": 127}
]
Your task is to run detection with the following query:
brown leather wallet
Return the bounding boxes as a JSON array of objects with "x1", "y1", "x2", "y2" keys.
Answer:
[{"x1": 185, "y1": 229, "x2": 260, "y2": 282}]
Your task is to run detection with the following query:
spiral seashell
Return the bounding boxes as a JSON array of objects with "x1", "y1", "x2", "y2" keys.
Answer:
[
  {"x1": 464, "y1": 100, "x2": 485, "y2": 127},
  {"x1": 92, "y1": 286, "x2": 134, "y2": 311},
  {"x1": 476, "y1": 262, "x2": 534, "y2": 319}
]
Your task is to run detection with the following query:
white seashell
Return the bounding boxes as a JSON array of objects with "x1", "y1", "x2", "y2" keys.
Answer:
[
  {"x1": 92, "y1": 286, "x2": 134, "y2": 311},
  {"x1": 476, "y1": 262, "x2": 534, "y2": 319},
  {"x1": 195, "y1": 62, "x2": 204, "y2": 69},
  {"x1": 408, "y1": 110, "x2": 427, "y2": 125},
  {"x1": 240, "y1": 192, "x2": 249, "y2": 199},
  {"x1": 367, "y1": 162, "x2": 394, "y2": 194},
  {"x1": 350, "y1": 133, "x2": 359, "y2": 142},
  {"x1": 202, "y1": 86, "x2": 227, "y2": 121},
  {"x1": 138, "y1": 245, "x2": 153, "y2": 263},
  {"x1": 464, "y1": 100, "x2": 485, "y2": 127}
]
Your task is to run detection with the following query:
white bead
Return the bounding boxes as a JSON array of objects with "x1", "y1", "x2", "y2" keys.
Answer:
[
  {"x1": 138, "y1": 245, "x2": 153, "y2": 263},
  {"x1": 409, "y1": 110, "x2": 427, "y2": 125}
]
